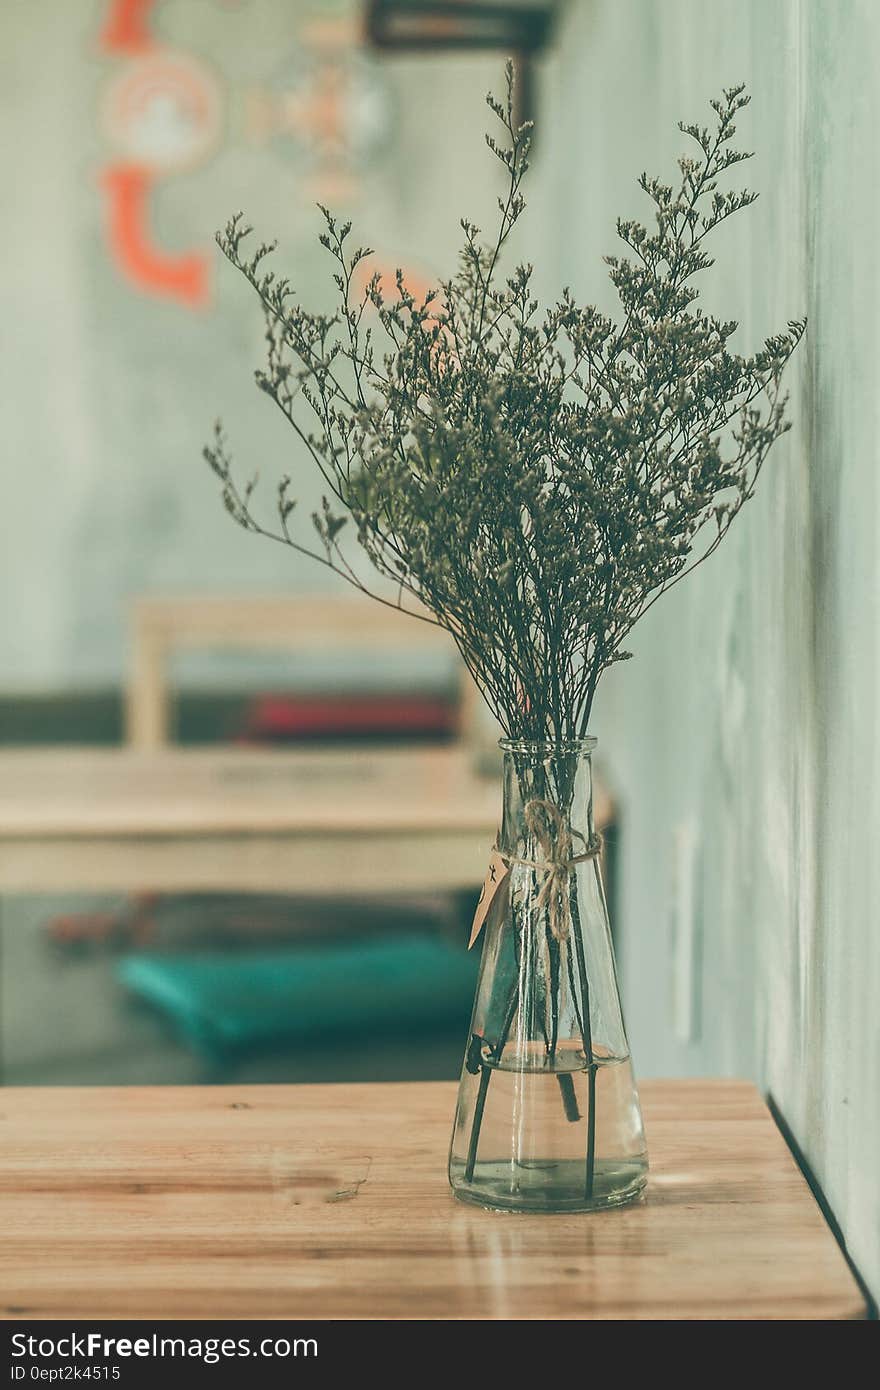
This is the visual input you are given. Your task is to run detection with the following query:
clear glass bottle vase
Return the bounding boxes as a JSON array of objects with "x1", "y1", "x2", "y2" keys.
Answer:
[{"x1": 449, "y1": 738, "x2": 648, "y2": 1212}]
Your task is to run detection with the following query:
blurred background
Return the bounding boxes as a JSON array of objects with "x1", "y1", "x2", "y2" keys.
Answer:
[{"x1": 1, "y1": 0, "x2": 878, "y2": 1301}]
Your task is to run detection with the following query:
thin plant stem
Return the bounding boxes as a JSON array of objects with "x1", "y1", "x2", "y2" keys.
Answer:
[
  {"x1": 547, "y1": 930, "x2": 560, "y2": 1058},
  {"x1": 569, "y1": 876, "x2": 596, "y2": 1201},
  {"x1": 567, "y1": 936, "x2": 586, "y2": 1039},
  {"x1": 464, "y1": 1064, "x2": 492, "y2": 1182},
  {"x1": 551, "y1": 752, "x2": 597, "y2": 1195},
  {"x1": 558, "y1": 1072, "x2": 580, "y2": 1123}
]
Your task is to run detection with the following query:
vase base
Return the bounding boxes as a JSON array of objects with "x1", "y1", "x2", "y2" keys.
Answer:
[{"x1": 450, "y1": 1157, "x2": 647, "y2": 1214}]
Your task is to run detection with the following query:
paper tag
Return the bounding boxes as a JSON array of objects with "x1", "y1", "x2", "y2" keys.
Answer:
[{"x1": 468, "y1": 848, "x2": 509, "y2": 949}]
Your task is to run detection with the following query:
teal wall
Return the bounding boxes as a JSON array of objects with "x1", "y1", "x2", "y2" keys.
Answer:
[{"x1": 532, "y1": 0, "x2": 879, "y2": 1300}]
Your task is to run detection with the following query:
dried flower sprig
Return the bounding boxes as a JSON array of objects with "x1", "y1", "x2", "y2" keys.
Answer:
[{"x1": 207, "y1": 67, "x2": 804, "y2": 741}]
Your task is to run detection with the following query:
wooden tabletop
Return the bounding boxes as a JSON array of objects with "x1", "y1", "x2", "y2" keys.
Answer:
[{"x1": 0, "y1": 1080, "x2": 865, "y2": 1320}]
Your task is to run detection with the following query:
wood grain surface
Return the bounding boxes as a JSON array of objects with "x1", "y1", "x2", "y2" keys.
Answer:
[{"x1": 0, "y1": 1080, "x2": 865, "y2": 1320}]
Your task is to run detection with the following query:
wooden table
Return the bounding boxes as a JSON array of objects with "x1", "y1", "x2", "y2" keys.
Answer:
[
  {"x1": 0, "y1": 1080, "x2": 865, "y2": 1320},
  {"x1": 0, "y1": 746, "x2": 511, "y2": 895}
]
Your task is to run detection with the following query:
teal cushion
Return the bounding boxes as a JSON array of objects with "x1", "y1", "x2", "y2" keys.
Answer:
[{"x1": 118, "y1": 935, "x2": 477, "y2": 1057}]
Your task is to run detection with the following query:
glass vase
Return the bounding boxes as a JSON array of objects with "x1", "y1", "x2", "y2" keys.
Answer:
[{"x1": 449, "y1": 737, "x2": 648, "y2": 1212}]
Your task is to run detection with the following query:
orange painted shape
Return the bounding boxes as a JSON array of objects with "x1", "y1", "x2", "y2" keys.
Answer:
[
  {"x1": 102, "y1": 164, "x2": 209, "y2": 309},
  {"x1": 100, "y1": 0, "x2": 157, "y2": 53}
]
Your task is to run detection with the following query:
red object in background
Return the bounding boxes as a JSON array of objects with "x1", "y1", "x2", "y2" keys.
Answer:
[
  {"x1": 102, "y1": 165, "x2": 209, "y2": 307},
  {"x1": 239, "y1": 693, "x2": 459, "y2": 744},
  {"x1": 100, "y1": 0, "x2": 156, "y2": 53}
]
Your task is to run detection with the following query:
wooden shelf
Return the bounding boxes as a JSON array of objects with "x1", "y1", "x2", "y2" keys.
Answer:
[
  {"x1": 0, "y1": 745, "x2": 612, "y2": 895},
  {"x1": 0, "y1": 745, "x2": 499, "y2": 894},
  {"x1": 0, "y1": 1079, "x2": 865, "y2": 1320}
]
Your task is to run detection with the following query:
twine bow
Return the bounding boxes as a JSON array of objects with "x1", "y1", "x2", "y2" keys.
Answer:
[{"x1": 499, "y1": 797, "x2": 602, "y2": 943}]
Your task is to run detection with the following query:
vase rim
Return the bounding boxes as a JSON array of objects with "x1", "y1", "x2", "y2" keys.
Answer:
[{"x1": 498, "y1": 735, "x2": 597, "y2": 756}]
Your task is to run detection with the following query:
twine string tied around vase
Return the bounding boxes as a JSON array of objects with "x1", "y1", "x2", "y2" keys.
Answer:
[{"x1": 498, "y1": 797, "x2": 602, "y2": 945}]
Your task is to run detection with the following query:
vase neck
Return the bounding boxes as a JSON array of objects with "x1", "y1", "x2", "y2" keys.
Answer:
[{"x1": 499, "y1": 740, "x2": 595, "y2": 858}]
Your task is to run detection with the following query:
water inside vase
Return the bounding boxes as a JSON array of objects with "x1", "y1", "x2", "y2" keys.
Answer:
[{"x1": 449, "y1": 1046, "x2": 647, "y2": 1212}]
